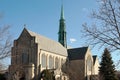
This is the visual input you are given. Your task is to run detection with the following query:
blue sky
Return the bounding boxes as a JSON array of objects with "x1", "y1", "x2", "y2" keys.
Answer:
[
  {"x1": 1, "y1": 0, "x2": 117, "y2": 67},
  {"x1": 0, "y1": 0, "x2": 97, "y2": 47}
]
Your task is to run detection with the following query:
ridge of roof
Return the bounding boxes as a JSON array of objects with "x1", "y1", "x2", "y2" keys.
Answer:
[
  {"x1": 68, "y1": 46, "x2": 89, "y2": 50},
  {"x1": 28, "y1": 30, "x2": 53, "y2": 41}
]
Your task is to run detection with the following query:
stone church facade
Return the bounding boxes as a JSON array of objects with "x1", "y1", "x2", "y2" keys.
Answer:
[
  {"x1": 8, "y1": 5, "x2": 99, "y2": 80},
  {"x1": 8, "y1": 28, "x2": 68, "y2": 80}
]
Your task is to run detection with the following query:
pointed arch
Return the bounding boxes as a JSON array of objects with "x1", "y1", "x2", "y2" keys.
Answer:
[
  {"x1": 55, "y1": 57, "x2": 59, "y2": 69},
  {"x1": 48, "y1": 55, "x2": 54, "y2": 69},
  {"x1": 41, "y1": 53, "x2": 47, "y2": 68}
]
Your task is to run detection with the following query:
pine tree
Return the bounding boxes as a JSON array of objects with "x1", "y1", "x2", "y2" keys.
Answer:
[
  {"x1": 99, "y1": 48, "x2": 118, "y2": 80},
  {"x1": 41, "y1": 69, "x2": 55, "y2": 80}
]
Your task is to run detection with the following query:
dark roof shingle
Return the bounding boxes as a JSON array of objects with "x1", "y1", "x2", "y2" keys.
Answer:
[{"x1": 68, "y1": 47, "x2": 88, "y2": 60}]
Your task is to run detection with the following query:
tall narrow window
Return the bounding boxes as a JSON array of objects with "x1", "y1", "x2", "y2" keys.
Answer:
[
  {"x1": 22, "y1": 53, "x2": 28, "y2": 64},
  {"x1": 61, "y1": 59, "x2": 64, "y2": 66},
  {"x1": 49, "y1": 56, "x2": 54, "y2": 69},
  {"x1": 41, "y1": 54, "x2": 47, "y2": 68},
  {"x1": 55, "y1": 58, "x2": 59, "y2": 69}
]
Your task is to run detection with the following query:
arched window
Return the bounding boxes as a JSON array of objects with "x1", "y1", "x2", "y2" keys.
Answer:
[
  {"x1": 22, "y1": 53, "x2": 28, "y2": 64},
  {"x1": 49, "y1": 56, "x2": 54, "y2": 69},
  {"x1": 41, "y1": 54, "x2": 47, "y2": 68},
  {"x1": 55, "y1": 57, "x2": 59, "y2": 69},
  {"x1": 61, "y1": 59, "x2": 64, "y2": 66}
]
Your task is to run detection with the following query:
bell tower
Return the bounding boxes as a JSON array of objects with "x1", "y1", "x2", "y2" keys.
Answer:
[{"x1": 58, "y1": 5, "x2": 67, "y2": 48}]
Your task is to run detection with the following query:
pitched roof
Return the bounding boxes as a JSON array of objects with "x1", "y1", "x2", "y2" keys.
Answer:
[
  {"x1": 68, "y1": 47, "x2": 88, "y2": 60},
  {"x1": 25, "y1": 29, "x2": 67, "y2": 56}
]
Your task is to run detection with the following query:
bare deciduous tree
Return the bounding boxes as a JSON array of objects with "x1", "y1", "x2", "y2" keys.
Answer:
[
  {"x1": 0, "y1": 26, "x2": 12, "y2": 60},
  {"x1": 82, "y1": 0, "x2": 120, "y2": 52},
  {"x1": 0, "y1": 15, "x2": 12, "y2": 70}
]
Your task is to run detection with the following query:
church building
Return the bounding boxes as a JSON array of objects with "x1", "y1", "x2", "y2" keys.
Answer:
[{"x1": 8, "y1": 5, "x2": 99, "y2": 80}]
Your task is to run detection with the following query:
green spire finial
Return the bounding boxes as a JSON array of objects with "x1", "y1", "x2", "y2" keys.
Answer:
[{"x1": 61, "y1": 4, "x2": 64, "y2": 19}]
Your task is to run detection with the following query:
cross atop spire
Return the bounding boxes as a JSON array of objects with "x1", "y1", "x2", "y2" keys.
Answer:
[{"x1": 24, "y1": 24, "x2": 27, "y2": 28}]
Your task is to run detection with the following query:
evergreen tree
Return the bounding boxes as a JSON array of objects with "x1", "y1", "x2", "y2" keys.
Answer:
[
  {"x1": 0, "y1": 74, "x2": 6, "y2": 80},
  {"x1": 41, "y1": 69, "x2": 55, "y2": 80},
  {"x1": 99, "y1": 48, "x2": 118, "y2": 80}
]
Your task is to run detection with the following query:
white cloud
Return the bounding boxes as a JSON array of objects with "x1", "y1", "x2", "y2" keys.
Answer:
[
  {"x1": 82, "y1": 8, "x2": 88, "y2": 12},
  {"x1": 70, "y1": 38, "x2": 77, "y2": 43}
]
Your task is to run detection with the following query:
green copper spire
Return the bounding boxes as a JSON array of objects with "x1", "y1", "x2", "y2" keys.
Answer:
[
  {"x1": 61, "y1": 4, "x2": 64, "y2": 19},
  {"x1": 58, "y1": 5, "x2": 67, "y2": 48}
]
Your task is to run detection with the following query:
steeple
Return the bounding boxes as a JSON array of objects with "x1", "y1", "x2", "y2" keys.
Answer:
[
  {"x1": 61, "y1": 4, "x2": 64, "y2": 19},
  {"x1": 58, "y1": 5, "x2": 67, "y2": 48}
]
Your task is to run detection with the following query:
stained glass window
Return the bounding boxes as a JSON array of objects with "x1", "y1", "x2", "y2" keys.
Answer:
[
  {"x1": 49, "y1": 56, "x2": 54, "y2": 69},
  {"x1": 22, "y1": 53, "x2": 28, "y2": 64},
  {"x1": 55, "y1": 58, "x2": 59, "y2": 69},
  {"x1": 41, "y1": 54, "x2": 47, "y2": 68}
]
